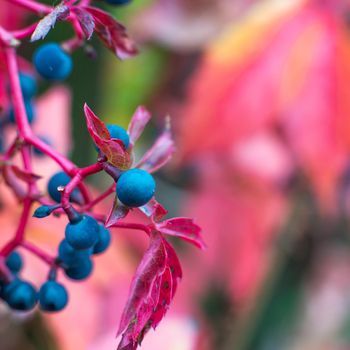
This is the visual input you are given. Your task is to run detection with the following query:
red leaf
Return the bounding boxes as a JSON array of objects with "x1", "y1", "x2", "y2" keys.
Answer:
[
  {"x1": 71, "y1": 7, "x2": 95, "y2": 40},
  {"x1": 31, "y1": 3, "x2": 69, "y2": 42},
  {"x1": 105, "y1": 195, "x2": 129, "y2": 227},
  {"x1": 117, "y1": 232, "x2": 182, "y2": 350},
  {"x1": 156, "y1": 218, "x2": 206, "y2": 250},
  {"x1": 100, "y1": 138, "x2": 132, "y2": 170},
  {"x1": 84, "y1": 6, "x2": 138, "y2": 59},
  {"x1": 127, "y1": 106, "x2": 151, "y2": 146},
  {"x1": 151, "y1": 239, "x2": 182, "y2": 328},
  {"x1": 1, "y1": 165, "x2": 27, "y2": 200},
  {"x1": 139, "y1": 198, "x2": 168, "y2": 222},
  {"x1": 84, "y1": 103, "x2": 131, "y2": 169},
  {"x1": 10, "y1": 165, "x2": 41, "y2": 182},
  {"x1": 136, "y1": 120, "x2": 175, "y2": 173},
  {"x1": 84, "y1": 103, "x2": 110, "y2": 144}
]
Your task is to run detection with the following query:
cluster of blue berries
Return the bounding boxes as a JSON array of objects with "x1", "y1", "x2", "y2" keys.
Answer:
[
  {"x1": 0, "y1": 214, "x2": 111, "y2": 312},
  {"x1": 59, "y1": 215, "x2": 111, "y2": 280},
  {"x1": 1, "y1": 251, "x2": 68, "y2": 312}
]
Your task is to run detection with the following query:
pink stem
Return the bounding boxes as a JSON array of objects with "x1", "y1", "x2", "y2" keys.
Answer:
[
  {"x1": 111, "y1": 222, "x2": 151, "y2": 235},
  {"x1": 5, "y1": 47, "x2": 32, "y2": 139},
  {"x1": 2, "y1": 137, "x2": 20, "y2": 160},
  {"x1": 21, "y1": 241, "x2": 56, "y2": 265},
  {"x1": 11, "y1": 23, "x2": 38, "y2": 40},
  {"x1": 83, "y1": 183, "x2": 116, "y2": 211},
  {"x1": 5, "y1": 47, "x2": 92, "y2": 203},
  {"x1": 0, "y1": 198, "x2": 32, "y2": 256},
  {"x1": 5, "y1": 0, "x2": 52, "y2": 15},
  {"x1": 61, "y1": 162, "x2": 104, "y2": 213}
]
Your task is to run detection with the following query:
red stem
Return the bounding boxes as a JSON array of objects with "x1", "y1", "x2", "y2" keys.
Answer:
[
  {"x1": 83, "y1": 183, "x2": 116, "y2": 211},
  {"x1": 11, "y1": 23, "x2": 38, "y2": 40},
  {"x1": 111, "y1": 222, "x2": 151, "y2": 235},
  {"x1": 5, "y1": 0, "x2": 52, "y2": 15},
  {"x1": 21, "y1": 241, "x2": 56, "y2": 265},
  {"x1": 0, "y1": 198, "x2": 32, "y2": 256},
  {"x1": 61, "y1": 162, "x2": 104, "y2": 213}
]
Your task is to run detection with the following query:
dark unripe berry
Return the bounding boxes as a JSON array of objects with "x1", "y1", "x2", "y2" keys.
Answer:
[
  {"x1": 104, "y1": 0, "x2": 131, "y2": 4},
  {"x1": 5, "y1": 251, "x2": 23, "y2": 274},
  {"x1": 64, "y1": 257, "x2": 93, "y2": 281},
  {"x1": 9, "y1": 100, "x2": 35, "y2": 124},
  {"x1": 116, "y1": 169, "x2": 156, "y2": 207},
  {"x1": 33, "y1": 136, "x2": 51, "y2": 156},
  {"x1": 47, "y1": 171, "x2": 81, "y2": 203},
  {"x1": 58, "y1": 239, "x2": 91, "y2": 266},
  {"x1": 39, "y1": 281, "x2": 68, "y2": 312},
  {"x1": 33, "y1": 43, "x2": 72, "y2": 81},
  {"x1": 93, "y1": 225, "x2": 111, "y2": 255},
  {"x1": 65, "y1": 215, "x2": 99, "y2": 250},
  {"x1": 3, "y1": 279, "x2": 37, "y2": 311},
  {"x1": 19, "y1": 73, "x2": 37, "y2": 99}
]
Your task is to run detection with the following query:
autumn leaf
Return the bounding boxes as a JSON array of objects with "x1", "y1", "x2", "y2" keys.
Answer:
[
  {"x1": 71, "y1": 7, "x2": 95, "y2": 40},
  {"x1": 139, "y1": 197, "x2": 168, "y2": 222},
  {"x1": 156, "y1": 217, "x2": 206, "y2": 250},
  {"x1": 83, "y1": 6, "x2": 138, "y2": 59},
  {"x1": 83, "y1": 103, "x2": 131, "y2": 169},
  {"x1": 105, "y1": 195, "x2": 129, "y2": 227},
  {"x1": 127, "y1": 106, "x2": 151, "y2": 146},
  {"x1": 117, "y1": 232, "x2": 182, "y2": 350},
  {"x1": 136, "y1": 118, "x2": 175, "y2": 173}
]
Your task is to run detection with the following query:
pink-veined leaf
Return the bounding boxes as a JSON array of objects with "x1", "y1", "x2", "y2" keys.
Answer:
[
  {"x1": 136, "y1": 119, "x2": 175, "y2": 173},
  {"x1": 105, "y1": 195, "x2": 129, "y2": 227},
  {"x1": 127, "y1": 106, "x2": 151, "y2": 146},
  {"x1": 139, "y1": 197, "x2": 168, "y2": 222},
  {"x1": 84, "y1": 103, "x2": 131, "y2": 169},
  {"x1": 156, "y1": 217, "x2": 206, "y2": 250},
  {"x1": 71, "y1": 7, "x2": 95, "y2": 40},
  {"x1": 83, "y1": 6, "x2": 138, "y2": 59},
  {"x1": 117, "y1": 232, "x2": 182, "y2": 350},
  {"x1": 31, "y1": 3, "x2": 69, "y2": 42}
]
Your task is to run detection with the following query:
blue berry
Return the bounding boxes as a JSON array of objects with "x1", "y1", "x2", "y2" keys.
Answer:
[
  {"x1": 19, "y1": 73, "x2": 37, "y2": 99},
  {"x1": 117, "y1": 169, "x2": 156, "y2": 207},
  {"x1": 33, "y1": 136, "x2": 51, "y2": 156},
  {"x1": 33, "y1": 43, "x2": 72, "y2": 81},
  {"x1": 93, "y1": 225, "x2": 111, "y2": 255},
  {"x1": 3, "y1": 279, "x2": 37, "y2": 311},
  {"x1": 39, "y1": 281, "x2": 68, "y2": 312},
  {"x1": 58, "y1": 239, "x2": 91, "y2": 266},
  {"x1": 104, "y1": 0, "x2": 131, "y2": 4},
  {"x1": 8, "y1": 100, "x2": 35, "y2": 124},
  {"x1": 107, "y1": 124, "x2": 130, "y2": 148},
  {"x1": 5, "y1": 251, "x2": 23, "y2": 274},
  {"x1": 65, "y1": 215, "x2": 99, "y2": 250},
  {"x1": 47, "y1": 171, "x2": 81, "y2": 203},
  {"x1": 64, "y1": 257, "x2": 93, "y2": 281}
]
